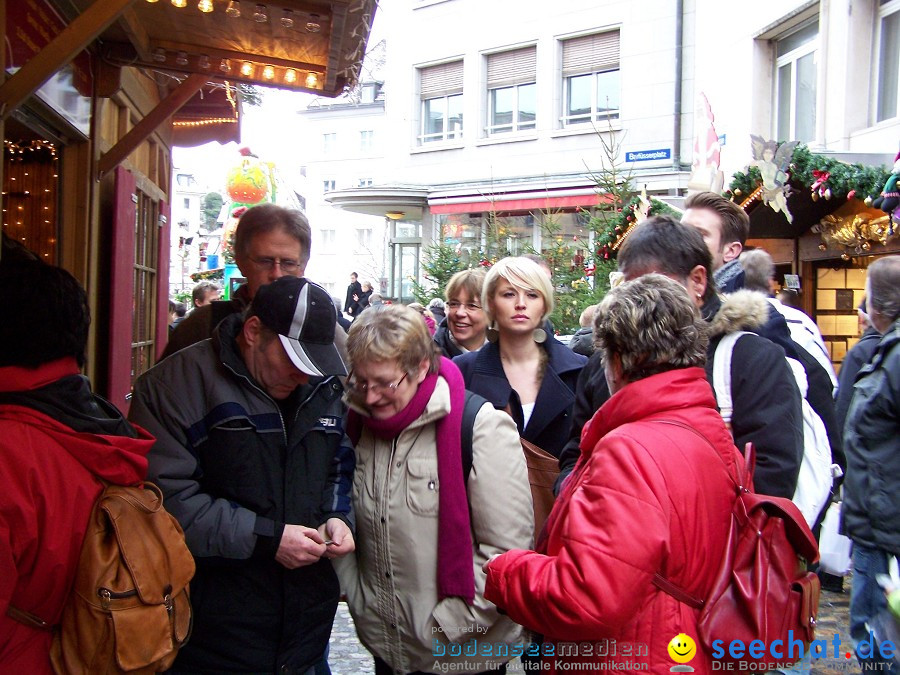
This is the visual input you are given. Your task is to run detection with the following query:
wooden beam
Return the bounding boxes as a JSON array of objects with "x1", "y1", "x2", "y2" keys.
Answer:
[
  {"x1": 0, "y1": 0, "x2": 137, "y2": 120},
  {"x1": 118, "y1": 7, "x2": 152, "y2": 62},
  {"x1": 97, "y1": 73, "x2": 205, "y2": 178}
]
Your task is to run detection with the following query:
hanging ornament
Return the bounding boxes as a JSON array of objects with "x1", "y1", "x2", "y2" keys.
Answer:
[
  {"x1": 847, "y1": 189, "x2": 856, "y2": 200},
  {"x1": 810, "y1": 169, "x2": 831, "y2": 199}
]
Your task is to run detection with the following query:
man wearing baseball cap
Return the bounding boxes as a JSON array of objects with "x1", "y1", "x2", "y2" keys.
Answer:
[{"x1": 130, "y1": 276, "x2": 354, "y2": 674}]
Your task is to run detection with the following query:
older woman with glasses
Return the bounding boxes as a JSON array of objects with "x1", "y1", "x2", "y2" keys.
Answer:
[
  {"x1": 335, "y1": 304, "x2": 533, "y2": 675},
  {"x1": 483, "y1": 275, "x2": 741, "y2": 674},
  {"x1": 434, "y1": 269, "x2": 489, "y2": 358}
]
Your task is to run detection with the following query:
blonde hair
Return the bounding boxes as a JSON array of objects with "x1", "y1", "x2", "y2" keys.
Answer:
[
  {"x1": 347, "y1": 304, "x2": 440, "y2": 375},
  {"x1": 482, "y1": 257, "x2": 555, "y2": 324},
  {"x1": 594, "y1": 274, "x2": 707, "y2": 382},
  {"x1": 445, "y1": 268, "x2": 487, "y2": 304}
]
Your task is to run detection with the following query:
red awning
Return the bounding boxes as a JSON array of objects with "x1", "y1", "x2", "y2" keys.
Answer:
[{"x1": 429, "y1": 193, "x2": 609, "y2": 215}]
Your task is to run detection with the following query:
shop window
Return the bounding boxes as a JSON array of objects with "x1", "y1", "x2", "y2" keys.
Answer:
[
  {"x1": 2, "y1": 137, "x2": 60, "y2": 263},
  {"x1": 419, "y1": 60, "x2": 464, "y2": 144},
  {"x1": 560, "y1": 30, "x2": 621, "y2": 127},
  {"x1": 876, "y1": 0, "x2": 900, "y2": 123},
  {"x1": 774, "y1": 20, "x2": 818, "y2": 142},
  {"x1": 486, "y1": 46, "x2": 537, "y2": 135}
]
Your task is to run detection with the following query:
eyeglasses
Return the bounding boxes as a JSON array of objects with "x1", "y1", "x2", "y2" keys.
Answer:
[
  {"x1": 248, "y1": 256, "x2": 301, "y2": 273},
  {"x1": 346, "y1": 371, "x2": 408, "y2": 396},
  {"x1": 446, "y1": 300, "x2": 482, "y2": 312}
]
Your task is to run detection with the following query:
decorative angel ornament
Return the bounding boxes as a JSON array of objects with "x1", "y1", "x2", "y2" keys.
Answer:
[{"x1": 750, "y1": 135, "x2": 798, "y2": 223}]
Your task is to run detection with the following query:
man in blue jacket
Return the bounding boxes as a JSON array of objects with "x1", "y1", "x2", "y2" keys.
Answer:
[{"x1": 130, "y1": 276, "x2": 355, "y2": 674}]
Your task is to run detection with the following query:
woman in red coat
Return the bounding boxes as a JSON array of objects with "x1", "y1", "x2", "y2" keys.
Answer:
[{"x1": 484, "y1": 274, "x2": 742, "y2": 675}]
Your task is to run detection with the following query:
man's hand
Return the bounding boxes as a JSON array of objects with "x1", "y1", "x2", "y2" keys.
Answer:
[
  {"x1": 318, "y1": 518, "x2": 355, "y2": 559},
  {"x1": 275, "y1": 524, "x2": 327, "y2": 569}
]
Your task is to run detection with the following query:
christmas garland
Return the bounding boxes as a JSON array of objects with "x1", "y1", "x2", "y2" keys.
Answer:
[
  {"x1": 726, "y1": 145, "x2": 890, "y2": 204},
  {"x1": 594, "y1": 197, "x2": 681, "y2": 260}
]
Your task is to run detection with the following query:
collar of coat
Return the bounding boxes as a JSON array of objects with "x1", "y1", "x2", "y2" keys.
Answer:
[{"x1": 706, "y1": 290, "x2": 770, "y2": 339}]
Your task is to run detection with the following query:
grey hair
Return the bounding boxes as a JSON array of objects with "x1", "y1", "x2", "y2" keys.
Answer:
[
  {"x1": 867, "y1": 255, "x2": 900, "y2": 324},
  {"x1": 347, "y1": 304, "x2": 441, "y2": 375},
  {"x1": 594, "y1": 274, "x2": 708, "y2": 383},
  {"x1": 739, "y1": 249, "x2": 776, "y2": 295}
]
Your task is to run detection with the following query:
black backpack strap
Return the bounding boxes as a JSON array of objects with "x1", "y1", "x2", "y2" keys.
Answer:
[{"x1": 461, "y1": 391, "x2": 489, "y2": 483}]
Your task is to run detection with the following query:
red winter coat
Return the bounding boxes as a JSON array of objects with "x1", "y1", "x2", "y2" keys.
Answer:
[
  {"x1": 0, "y1": 358, "x2": 151, "y2": 674},
  {"x1": 484, "y1": 367, "x2": 741, "y2": 674}
]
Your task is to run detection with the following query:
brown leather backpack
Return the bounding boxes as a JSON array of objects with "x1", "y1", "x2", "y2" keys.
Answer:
[
  {"x1": 51, "y1": 482, "x2": 195, "y2": 673},
  {"x1": 6, "y1": 482, "x2": 196, "y2": 673}
]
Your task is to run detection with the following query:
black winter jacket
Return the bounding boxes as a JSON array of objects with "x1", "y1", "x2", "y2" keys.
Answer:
[
  {"x1": 558, "y1": 292, "x2": 804, "y2": 499},
  {"x1": 454, "y1": 337, "x2": 586, "y2": 457},
  {"x1": 130, "y1": 314, "x2": 354, "y2": 673},
  {"x1": 835, "y1": 327, "x2": 881, "y2": 432},
  {"x1": 433, "y1": 318, "x2": 463, "y2": 359},
  {"x1": 841, "y1": 320, "x2": 900, "y2": 555}
]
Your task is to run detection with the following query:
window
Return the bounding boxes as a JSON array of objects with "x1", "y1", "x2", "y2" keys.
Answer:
[
  {"x1": 419, "y1": 60, "x2": 464, "y2": 143},
  {"x1": 356, "y1": 228, "x2": 373, "y2": 248},
  {"x1": 360, "y1": 130, "x2": 374, "y2": 151},
  {"x1": 486, "y1": 46, "x2": 537, "y2": 135},
  {"x1": 183, "y1": 197, "x2": 190, "y2": 209},
  {"x1": 775, "y1": 21, "x2": 818, "y2": 142},
  {"x1": 358, "y1": 178, "x2": 373, "y2": 187},
  {"x1": 323, "y1": 179, "x2": 336, "y2": 192},
  {"x1": 877, "y1": 0, "x2": 900, "y2": 122},
  {"x1": 323, "y1": 133, "x2": 336, "y2": 153},
  {"x1": 321, "y1": 228, "x2": 336, "y2": 250},
  {"x1": 561, "y1": 31, "x2": 621, "y2": 126}
]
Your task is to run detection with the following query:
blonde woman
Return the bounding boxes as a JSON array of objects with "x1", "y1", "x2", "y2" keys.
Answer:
[
  {"x1": 453, "y1": 257, "x2": 585, "y2": 458},
  {"x1": 335, "y1": 304, "x2": 532, "y2": 675}
]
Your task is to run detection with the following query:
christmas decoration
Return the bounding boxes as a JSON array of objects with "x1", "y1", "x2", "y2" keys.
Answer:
[
  {"x1": 687, "y1": 92, "x2": 725, "y2": 194},
  {"x1": 811, "y1": 170, "x2": 830, "y2": 200},
  {"x1": 225, "y1": 147, "x2": 275, "y2": 205},
  {"x1": 815, "y1": 199, "x2": 896, "y2": 254},
  {"x1": 871, "y1": 151, "x2": 900, "y2": 232},
  {"x1": 750, "y1": 135, "x2": 798, "y2": 223}
]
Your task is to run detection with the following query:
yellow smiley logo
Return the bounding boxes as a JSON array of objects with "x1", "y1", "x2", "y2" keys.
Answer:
[{"x1": 667, "y1": 633, "x2": 697, "y2": 664}]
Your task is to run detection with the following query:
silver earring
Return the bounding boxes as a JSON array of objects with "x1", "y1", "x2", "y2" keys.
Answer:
[
  {"x1": 486, "y1": 323, "x2": 499, "y2": 343},
  {"x1": 532, "y1": 327, "x2": 547, "y2": 344}
]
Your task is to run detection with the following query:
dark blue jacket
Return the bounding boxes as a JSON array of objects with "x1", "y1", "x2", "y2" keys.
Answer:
[{"x1": 454, "y1": 338, "x2": 586, "y2": 458}]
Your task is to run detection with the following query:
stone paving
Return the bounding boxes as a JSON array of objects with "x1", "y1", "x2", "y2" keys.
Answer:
[{"x1": 327, "y1": 582, "x2": 863, "y2": 674}]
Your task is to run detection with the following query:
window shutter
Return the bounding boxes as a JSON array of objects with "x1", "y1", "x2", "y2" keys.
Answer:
[
  {"x1": 420, "y1": 60, "x2": 464, "y2": 97},
  {"x1": 562, "y1": 30, "x2": 620, "y2": 75},
  {"x1": 486, "y1": 46, "x2": 537, "y2": 88}
]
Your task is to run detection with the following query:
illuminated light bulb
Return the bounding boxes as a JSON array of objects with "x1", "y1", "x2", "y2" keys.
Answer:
[
  {"x1": 284, "y1": 68, "x2": 297, "y2": 84},
  {"x1": 262, "y1": 65, "x2": 275, "y2": 80},
  {"x1": 305, "y1": 71, "x2": 318, "y2": 88},
  {"x1": 146, "y1": 0, "x2": 159, "y2": 3},
  {"x1": 306, "y1": 15, "x2": 321, "y2": 32},
  {"x1": 220, "y1": 59, "x2": 232, "y2": 73},
  {"x1": 253, "y1": 3, "x2": 267, "y2": 21},
  {"x1": 226, "y1": 0, "x2": 240, "y2": 16},
  {"x1": 280, "y1": 9, "x2": 294, "y2": 27},
  {"x1": 171, "y1": 0, "x2": 187, "y2": 7},
  {"x1": 198, "y1": 54, "x2": 211, "y2": 69},
  {"x1": 240, "y1": 61, "x2": 254, "y2": 77},
  {"x1": 152, "y1": 48, "x2": 167, "y2": 62},
  {"x1": 198, "y1": 0, "x2": 214, "y2": 12},
  {"x1": 176, "y1": 51, "x2": 189, "y2": 66}
]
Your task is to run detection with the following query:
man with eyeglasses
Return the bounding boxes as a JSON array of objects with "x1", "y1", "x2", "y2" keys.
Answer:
[
  {"x1": 130, "y1": 275, "x2": 354, "y2": 673},
  {"x1": 161, "y1": 203, "x2": 347, "y2": 361}
]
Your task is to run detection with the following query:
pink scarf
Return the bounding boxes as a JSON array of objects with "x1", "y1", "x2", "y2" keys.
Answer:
[{"x1": 346, "y1": 357, "x2": 475, "y2": 604}]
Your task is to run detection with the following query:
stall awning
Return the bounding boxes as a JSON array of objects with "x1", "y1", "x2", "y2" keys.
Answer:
[
  {"x1": 746, "y1": 184, "x2": 843, "y2": 239},
  {"x1": 429, "y1": 193, "x2": 611, "y2": 215},
  {"x1": 172, "y1": 84, "x2": 241, "y2": 147}
]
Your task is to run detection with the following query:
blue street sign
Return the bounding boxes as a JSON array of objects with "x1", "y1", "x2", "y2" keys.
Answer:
[{"x1": 626, "y1": 148, "x2": 671, "y2": 162}]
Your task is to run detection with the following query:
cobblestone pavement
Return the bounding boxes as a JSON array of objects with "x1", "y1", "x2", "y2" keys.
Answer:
[{"x1": 327, "y1": 583, "x2": 862, "y2": 674}]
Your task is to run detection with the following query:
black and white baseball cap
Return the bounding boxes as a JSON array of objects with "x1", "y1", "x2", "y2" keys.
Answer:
[{"x1": 251, "y1": 276, "x2": 347, "y2": 377}]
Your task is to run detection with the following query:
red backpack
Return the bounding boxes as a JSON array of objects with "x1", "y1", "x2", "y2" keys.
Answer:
[{"x1": 654, "y1": 431, "x2": 821, "y2": 669}]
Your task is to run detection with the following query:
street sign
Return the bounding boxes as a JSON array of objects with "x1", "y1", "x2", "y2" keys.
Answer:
[{"x1": 626, "y1": 148, "x2": 671, "y2": 162}]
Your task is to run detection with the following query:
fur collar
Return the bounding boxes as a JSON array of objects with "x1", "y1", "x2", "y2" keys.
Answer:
[{"x1": 708, "y1": 290, "x2": 771, "y2": 338}]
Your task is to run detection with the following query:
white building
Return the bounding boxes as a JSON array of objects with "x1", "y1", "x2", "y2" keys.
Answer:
[
  {"x1": 327, "y1": 0, "x2": 899, "y2": 302},
  {"x1": 296, "y1": 81, "x2": 391, "y2": 302}
]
